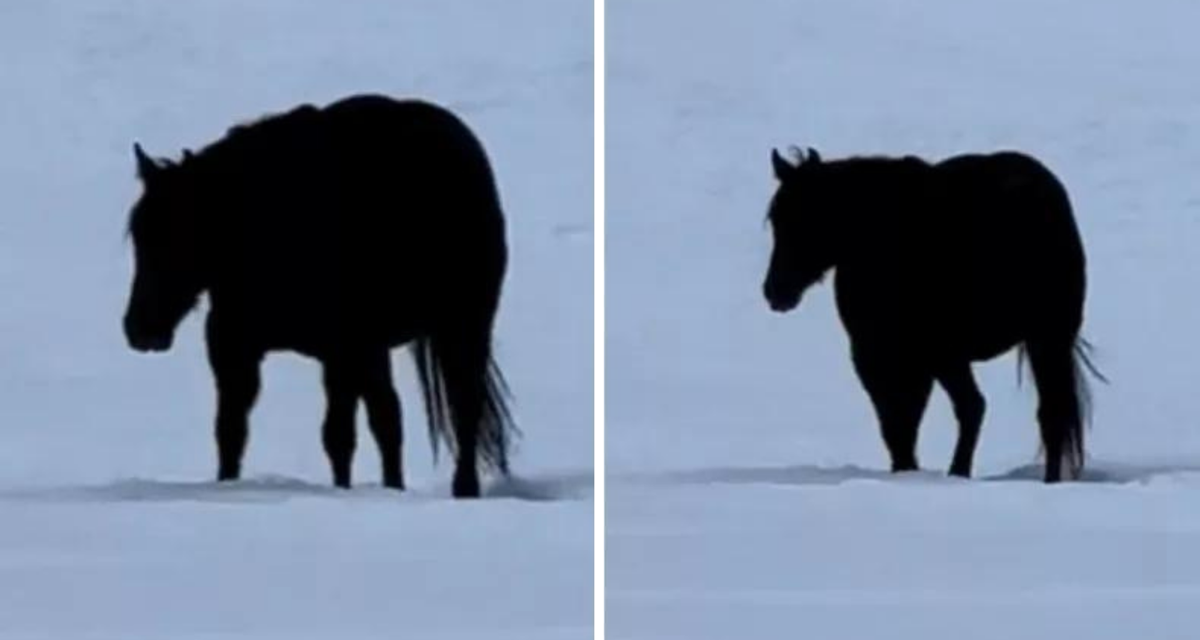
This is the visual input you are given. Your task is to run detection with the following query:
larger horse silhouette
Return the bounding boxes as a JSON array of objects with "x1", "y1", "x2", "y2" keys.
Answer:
[
  {"x1": 762, "y1": 147, "x2": 1102, "y2": 483},
  {"x1": 123, "y1": 94, "x2": 518, "y2": 498}
]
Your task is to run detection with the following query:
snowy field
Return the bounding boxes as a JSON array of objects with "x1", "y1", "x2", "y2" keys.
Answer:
[
  {"x1": 0, "y1": 2, "x2": 592, "y2": 639},
  {"x1": 608, "y1": 1, "x2": 1200, "y2": 638}
]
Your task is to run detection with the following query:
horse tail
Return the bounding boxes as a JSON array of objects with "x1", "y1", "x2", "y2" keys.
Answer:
[
  {"x1": 413, "y1": 332, "x2": 517, "y2": 476},
  {"x1": 474, "y1": 352, "x2": 518, "y2": 474},
  {"x1": 1072, "y1": 337, "x2": 1107, "y2": 425},
  {"x1": 1016, "y1": 336, "x2": 1106, "y2": 480}
]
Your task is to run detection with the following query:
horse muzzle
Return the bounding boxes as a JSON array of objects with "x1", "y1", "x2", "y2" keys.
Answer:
[
  {"x1": 763, "y1": 281, "x2": 802, "y2": 313},
  {"x1": 124, "y1": 316, "x2": 174, "y2": 353},
  {"x1": 127, "y1": 333, "x2": 172, "y2": 353}
]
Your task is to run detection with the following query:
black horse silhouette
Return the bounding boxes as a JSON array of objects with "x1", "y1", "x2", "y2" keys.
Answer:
[
  {"x1": 763, "y1": 146, "x2": 1102, "y2": 483},
  {"x1": 123, "y1": 94, "x2": 518, "y2": 498}
]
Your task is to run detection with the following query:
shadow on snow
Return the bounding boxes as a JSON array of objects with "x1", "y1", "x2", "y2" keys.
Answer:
[
  {"x1": 630, "y1": 460, "x2": 1200, "y2": 488},
  {"x1": 0, "y1": 469, "x2": 593, "y2": 505}
]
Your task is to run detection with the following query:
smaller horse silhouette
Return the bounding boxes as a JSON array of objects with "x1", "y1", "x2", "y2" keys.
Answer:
[
  {"x1": 123, "y1": 94, "x2": 518, "y2": 498},
  {"x1": 763, "y1": 146, "x2": 1103, "y2": 482}
]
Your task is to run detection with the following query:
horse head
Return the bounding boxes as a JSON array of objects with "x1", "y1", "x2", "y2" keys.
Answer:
[
  {"x1": 123, "y1": 143, "x2": 207, "y2": 352},
  {"x1": 762, "y1": 145, "x2": 836, "y2": 312}
]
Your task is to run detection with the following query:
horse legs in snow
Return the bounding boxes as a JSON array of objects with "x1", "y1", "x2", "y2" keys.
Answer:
[
  {"x1": 440, "y1": 331, "x2": 490, "y2": 499},
  {"x1": 207, "y1": 339, "x2": 261, "y2": 482},
  {"x1": 362, "y1": 352, "x2": 404, "y2": 490},
  {"x1": 1025, "y1": 339, "x2": 1085, "y2": 483},
  {"x1": 321, "y1": 360, "x2": 361, "y2": 489},
  {"x1": 853, "y1": 353, "x2": 933, "y2": 473},
  {"x1": 936, "y1": 364, "x2": 986, "y2": 478}
]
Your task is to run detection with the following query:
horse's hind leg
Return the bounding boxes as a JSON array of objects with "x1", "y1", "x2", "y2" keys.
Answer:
[
  {"x1": 362, "y1": 352, "x2": 404, "y2": 490},
  {"x1": 438, "y1": 328, "x2": 491, "y2": 499},
  {"x1": 320, "y1": 359, "x2": 361, "y2": 489},
  {"x1": 1025, "y1": 338, "x2": 1085, "y2": 483},
  {"x1": 935, "y1": 363, "x2": 986, "y2": 478},
  {"x1": 853, "y1": 351, "x2": 933, "y2": 473}
]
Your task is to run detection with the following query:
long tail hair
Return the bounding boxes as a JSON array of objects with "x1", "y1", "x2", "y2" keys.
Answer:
[
  {"x1": 1017, "y1": 337, "x2": 1107, "y2": 478},
  {"x1": 413, "y1": 336, "x2": 517, "y2": 474}
]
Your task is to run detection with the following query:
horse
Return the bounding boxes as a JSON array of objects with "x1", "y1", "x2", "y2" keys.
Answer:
[
  {"x1": 762, "y1": 146, "x2": 1103, "y2": 483},
  {"x1": 122, "y1": 94, "x2": 518, "y2": 498}
]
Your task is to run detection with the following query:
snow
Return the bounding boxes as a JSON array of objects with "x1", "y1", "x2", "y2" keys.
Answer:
[
  {"x1": 608, "y1": 0, "x2": 1200, "y2": 638},
  {"x1": 0, "y1": 1, "x2": 592, "y2": 638}
]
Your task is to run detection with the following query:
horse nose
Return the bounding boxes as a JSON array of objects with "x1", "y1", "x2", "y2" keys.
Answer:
[
  {"x1": 123, "y1": 313, "x2": 137, "y2": 345},
  {"x1": 763, "y1": 278, "x2": 800, "y2": 312},
  {"x1": 127, "y1": 332, "x2": 171, "y2": 352},
  {"x1": 123, "y1": 313, "x2": 168, "y2": 352},
  {"x1": 763, "y1": 279, "x2": 783, "y2": 308}
]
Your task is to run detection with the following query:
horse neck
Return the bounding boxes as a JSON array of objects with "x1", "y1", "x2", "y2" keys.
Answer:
[
  {"x1": 822, "y1": 159, "x2": 901, "y2": 209},
  {"x1": 818, "y1": 158, "x2": 929, "y2": 262},
  {"x1": 179, "y1": 157, "x2": 234, "y2": 229}
]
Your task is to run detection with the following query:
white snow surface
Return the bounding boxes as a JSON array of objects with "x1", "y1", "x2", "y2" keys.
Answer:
[
  {"x1": 0, "y1": 2, "x2": 592, "y2": 639},
  {"x1": 608, "y1": 1, "x2": 1200, "y2": 638}
]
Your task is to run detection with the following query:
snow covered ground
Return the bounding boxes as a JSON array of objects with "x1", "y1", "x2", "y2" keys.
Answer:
[
  {"x1": 607, "y1": 1, "x2": 1200, "y2": 638},
  {"x1": 0, "y1": 2, "x2": 592, "y2": 638}
]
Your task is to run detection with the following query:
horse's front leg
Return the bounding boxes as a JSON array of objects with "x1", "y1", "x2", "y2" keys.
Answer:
[
  {"x1": 852, "y1": 350, "x2": 933, "y2": 473},
  {"x1": 206, "y1": 320, "x2": 263, "y2": 482},
  {"x1": 320, "y1": 358, "x2": 361, "y2": 489},
  {"x1": 935, "y1": 363, "x2": 986, "y2": 478}
]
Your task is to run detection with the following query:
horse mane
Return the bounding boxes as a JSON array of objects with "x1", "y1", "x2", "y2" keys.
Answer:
[
  {"x1": 192, "y1": 103, "x2": 323, "y2": 164},
  {"x1": 774, "y1": 147, "x2": 933, "y2": 183},
  {"x1": 127, "y1": 104, "x2": 324, "y2": 241},
  {"x1": 766, "y1": 149, "x2": 933, "y2": 222},
  {"x1": 827, "y1": 153, "x2": 931, "y2": 171}
]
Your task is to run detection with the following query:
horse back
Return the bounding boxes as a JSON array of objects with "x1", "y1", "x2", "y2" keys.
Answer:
[
  {"x1": 835, "y1": 151, "x2": 1084, "y2": 361},
  {"x1": 202, "y1": 95, "x2": 506, "y2": 356},
  {"x1": 936, "y1": 151, "x2": 1085, "y2": 349},
  {"x1": 930, "y1": 151, "x2": 1083, "y2": 271}
]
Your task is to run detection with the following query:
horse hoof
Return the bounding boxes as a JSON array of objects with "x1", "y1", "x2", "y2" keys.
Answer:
[
  {"x1": 383, "y1": 476, "x2": 406, "y2": 491},
  {"x1": 452, "y1": 475, "x2": 481, "y2": 499}
]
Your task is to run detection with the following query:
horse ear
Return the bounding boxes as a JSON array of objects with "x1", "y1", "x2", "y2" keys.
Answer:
[
  {"x1": 134, "y1": 142, "x2": 160, "y2": 181},
  {"x1": 771, "y1": 148, "x2": 794, "y2": 181},
  {"x1": 806, "y1": 147, "x2": 822, "y2": 163}
]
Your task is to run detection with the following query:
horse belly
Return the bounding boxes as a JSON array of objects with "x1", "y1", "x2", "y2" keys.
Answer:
[
  {"x1": 220, "y1": 257, "x2": 429, "y2": 357},
  {"x1": 932, "y1": 260, "x2": 1027, "y2": 362},
  {"x1": 834, "y1": 266, "x2": 1024, "y2": 364}
]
